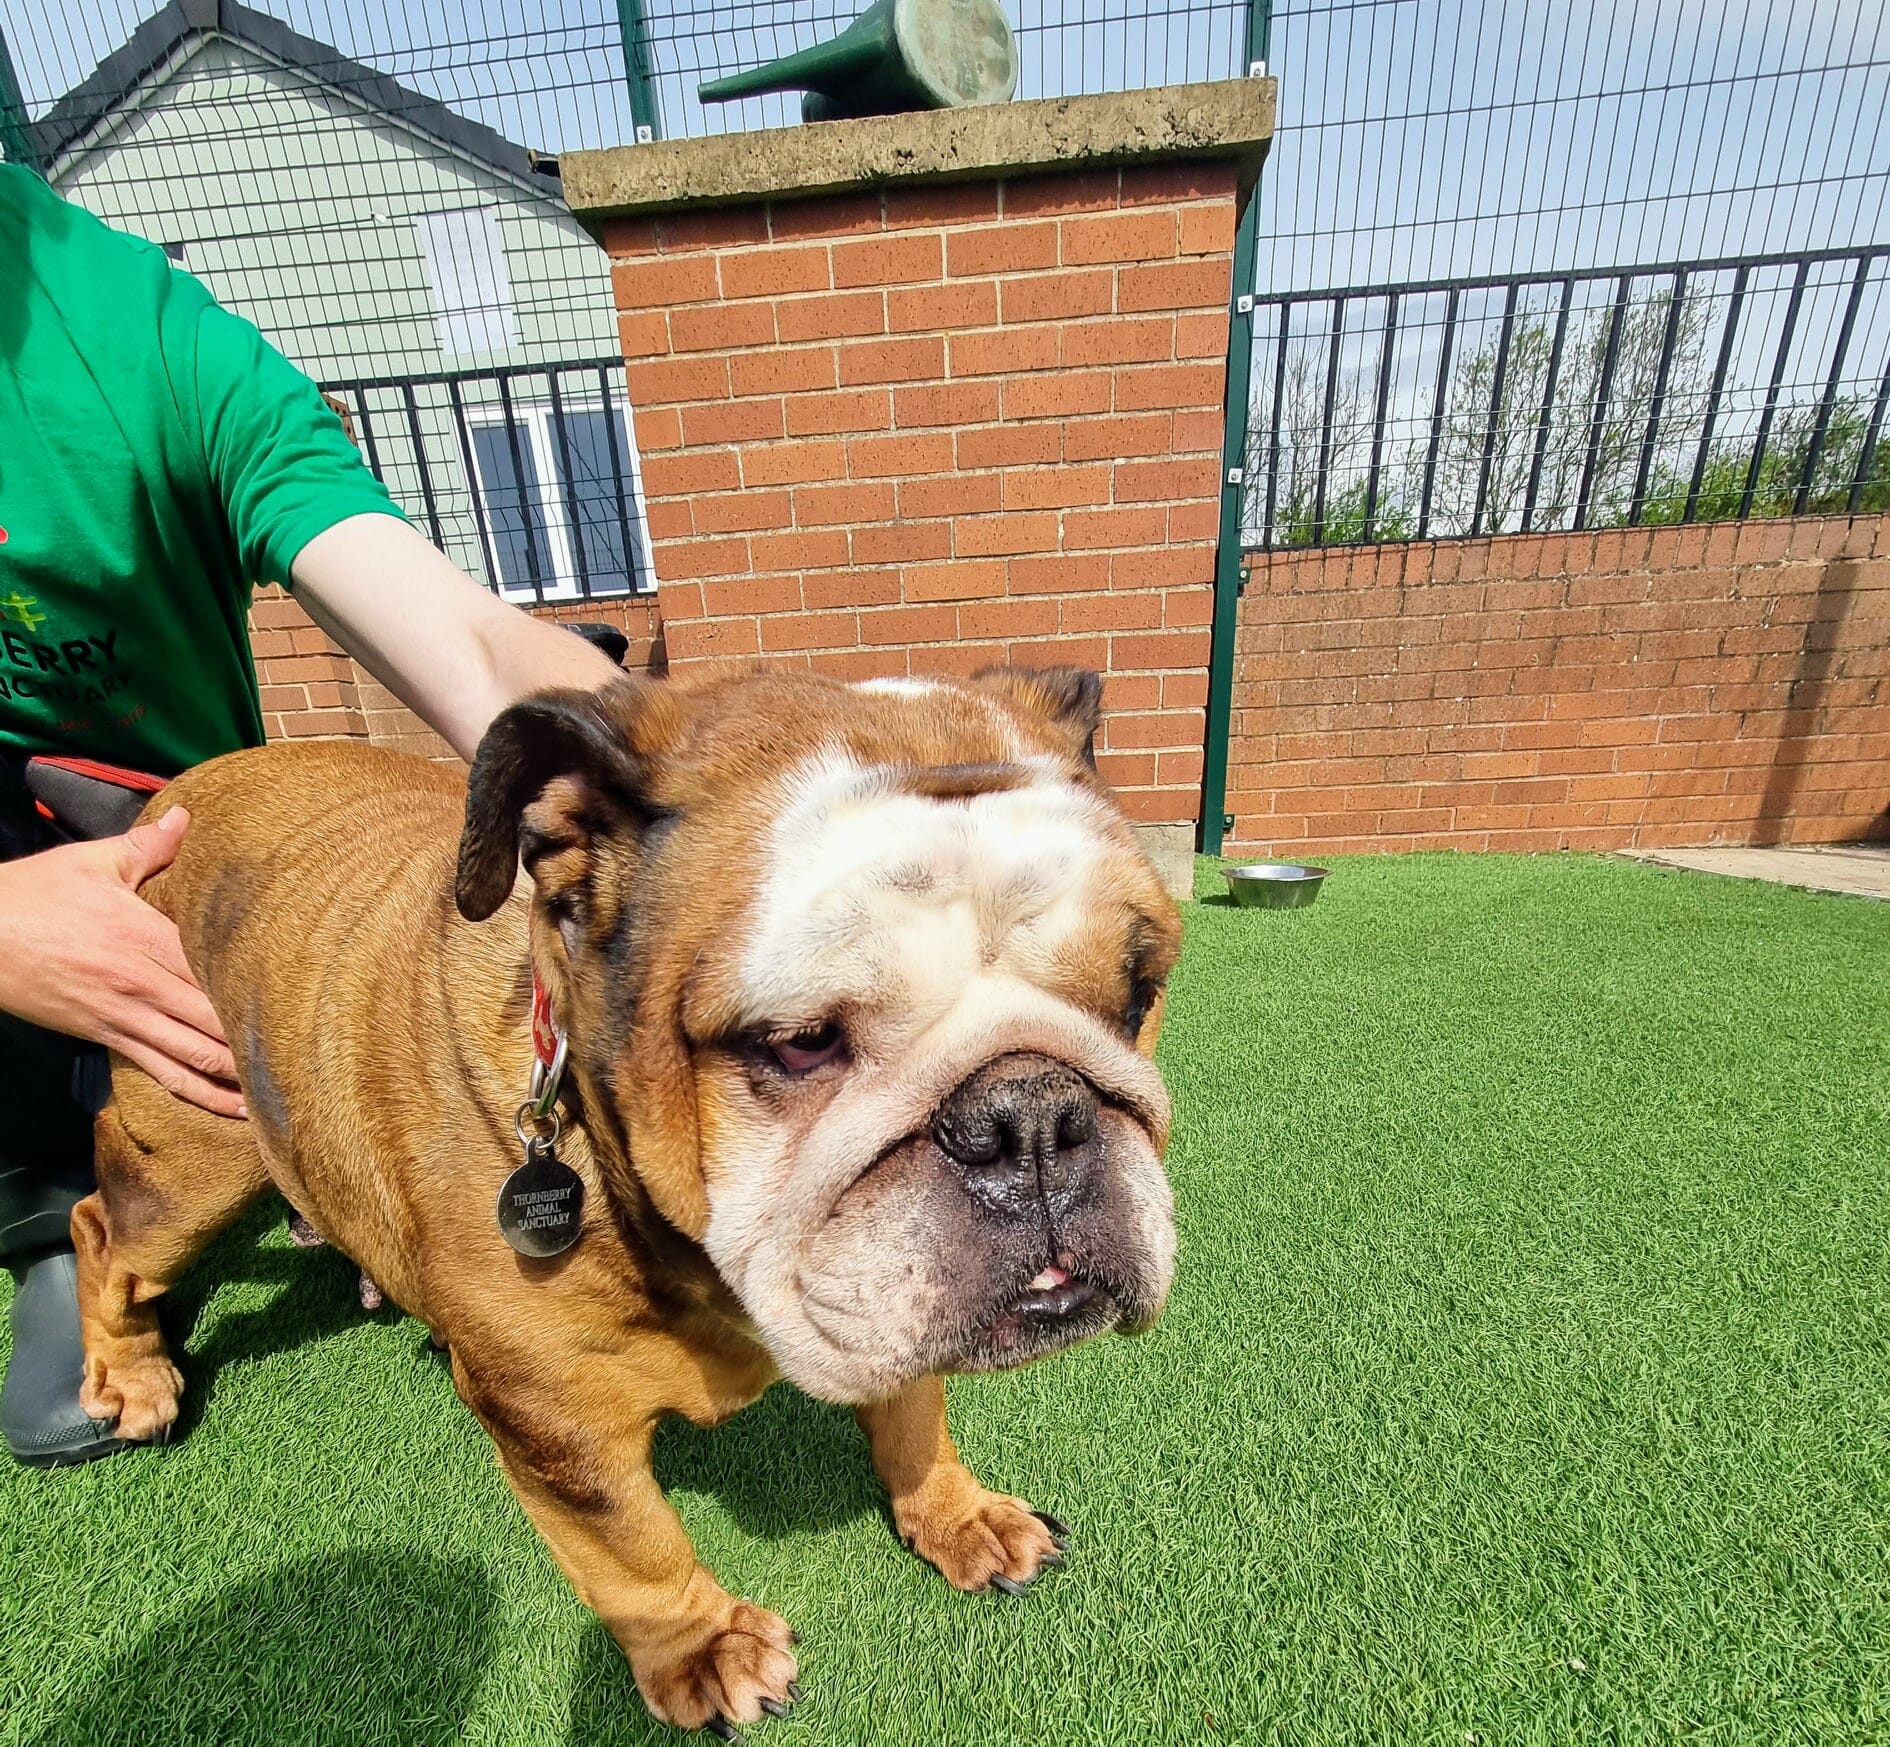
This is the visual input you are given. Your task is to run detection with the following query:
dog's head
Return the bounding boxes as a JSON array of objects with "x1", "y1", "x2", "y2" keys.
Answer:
[{"x1": 456, "y1": 668, "x2": 1180, "y2": 1403}]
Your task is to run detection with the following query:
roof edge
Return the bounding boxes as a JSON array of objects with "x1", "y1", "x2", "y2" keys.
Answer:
[{"x1": 34, "y1": 0, "x2": 561, "y2": 198}]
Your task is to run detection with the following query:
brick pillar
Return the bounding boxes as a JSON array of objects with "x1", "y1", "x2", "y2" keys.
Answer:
[{"x1": 565, "y1": 83, "x2": 1273, "y2": 887}]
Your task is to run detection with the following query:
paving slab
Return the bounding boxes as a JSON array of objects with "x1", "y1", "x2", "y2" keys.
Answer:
[{"x1": 1620, "y1": 843, "x2": 1890, "y2": 900}]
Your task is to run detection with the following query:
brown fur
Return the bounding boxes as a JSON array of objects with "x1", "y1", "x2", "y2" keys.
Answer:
[{"x1": 68, "y1": 667, "x2": 1178, "y2": 1730}]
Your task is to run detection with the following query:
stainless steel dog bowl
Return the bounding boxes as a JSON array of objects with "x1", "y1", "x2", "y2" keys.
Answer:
[{"x1": 1224, "y1": 863, "x2": 1328, "y2": 909}]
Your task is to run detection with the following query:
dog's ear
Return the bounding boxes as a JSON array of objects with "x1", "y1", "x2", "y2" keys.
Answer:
[
  {"x1": 973, "y1": 665, "x2": 1103, "y2": 768},
  {"x1": 456, "y1": 679, "x2": 677, "y2": 924}
]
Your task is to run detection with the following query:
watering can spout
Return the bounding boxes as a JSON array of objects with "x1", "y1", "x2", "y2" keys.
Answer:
[
  {"x1": 697, "y1": 0, "x2": 1017, "y2": 122},
  {"x1": 697, "y1": 3, "x2": 898, "y2": 105}
]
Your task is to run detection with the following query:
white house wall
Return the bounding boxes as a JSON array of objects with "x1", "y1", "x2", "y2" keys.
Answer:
[
  {"x1": 55, "y1": 35, "x2": 618, "y2": 378},
  {"x1": 52, "y1": 33, "x2": 640, "y2": 595}
]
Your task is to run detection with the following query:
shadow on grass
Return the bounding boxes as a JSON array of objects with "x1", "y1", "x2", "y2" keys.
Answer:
[
  {"x1": 160, "y1": 1198, "x2": 397, "y2": 1437},
  {"x1": 654, "y1": 1383, "x2": 885, "y2": 1541},
  {"x1": 25, "y1": 1551, "x2": 495, "y2": 1747}
]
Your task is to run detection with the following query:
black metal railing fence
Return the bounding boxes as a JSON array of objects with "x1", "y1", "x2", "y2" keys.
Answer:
[
  {"x1": 1245, "y1": 246, "x2": 1890, "y2": 550},
  {"x1": 9, "y1": 0, "x2": 1887, "y2": 568},
  {"x1": 320, "y1": 360, "x2": 655, "y2": 603}
]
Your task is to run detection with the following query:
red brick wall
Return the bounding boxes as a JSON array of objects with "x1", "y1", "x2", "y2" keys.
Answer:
[
  {"x1": 1229, "y1": 514, "x2": 1890, "y2": 854},
  {"x1": 248, "y1": 586, "x2": 369, "y2": 743},
  {"x1": 595, "y1": 167, "x2": 1239, "y2": 826}
]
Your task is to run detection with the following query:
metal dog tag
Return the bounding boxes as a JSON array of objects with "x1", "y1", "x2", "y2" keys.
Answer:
[{"x1": 497, "y1": 1143, "x2": 585, "y2": 1258}]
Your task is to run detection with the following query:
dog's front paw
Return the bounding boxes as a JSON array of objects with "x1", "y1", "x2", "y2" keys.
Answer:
[
  {"x1": 635, "y1": 1597, "x2": 800, "y2": 1733},
  {"x1": 79, "y1": 1349, "x2": 183, "y2": 1443},
  {"x1": 899, "y1": 1489, "x2": 1069, "y2": 1594}
]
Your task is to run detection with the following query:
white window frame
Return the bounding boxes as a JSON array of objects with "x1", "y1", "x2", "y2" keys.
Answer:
[{"x1": 463, "y1": 398, "x2": 654, "y2": 602}]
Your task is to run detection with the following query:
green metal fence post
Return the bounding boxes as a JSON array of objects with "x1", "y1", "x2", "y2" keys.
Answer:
[
  {"x1": 1198, "y1": 2, "x2": 1273, "y2": 859},
  {"x1": 616, "y1": 0, "x2": 663, "y2": 142},
  {"x1": 0, "y1": 24, "x2": 45, "y2": 176}
]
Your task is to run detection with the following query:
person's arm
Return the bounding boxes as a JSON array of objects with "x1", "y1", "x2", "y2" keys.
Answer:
[
  {"x1": 290, "y1": 513, "x2": 620, "y2": 762},
  {"x1": 0, "y1": 236, "x2": 603, "y2": 1121}
]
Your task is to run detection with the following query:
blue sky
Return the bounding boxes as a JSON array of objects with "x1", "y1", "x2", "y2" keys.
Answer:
[
  {"x1": 11, "y1": 0, "x2": 1882, "y2": 293},
  {"x1": 1258, "y1": 0, "x2": 1887, "y2": 292}
]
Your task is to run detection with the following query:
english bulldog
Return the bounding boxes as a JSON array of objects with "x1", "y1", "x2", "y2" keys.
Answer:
[{"x1": 69, "y1": 664, "x2": 1181, "y2": 1733}]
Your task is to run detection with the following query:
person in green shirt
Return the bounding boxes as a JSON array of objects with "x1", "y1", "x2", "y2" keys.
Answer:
[{"x1": 0, "y1": 164, "x2": 621, "y2": 1465}]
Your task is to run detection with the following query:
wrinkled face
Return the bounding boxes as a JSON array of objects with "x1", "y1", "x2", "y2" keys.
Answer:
[{"x1": 457, "y1": 666, "x2": 1181, "y2": 1404}]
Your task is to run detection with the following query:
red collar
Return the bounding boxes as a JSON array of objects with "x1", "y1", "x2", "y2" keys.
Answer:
[{"x1": 530, "y1": 972, "x2": 562, "y2": 1071}]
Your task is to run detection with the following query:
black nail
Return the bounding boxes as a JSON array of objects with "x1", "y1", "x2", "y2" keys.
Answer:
[
  {"x1": 1032, "y1": 1510, "x2": 1072, "y2": 1543},
  {"x1": 786, "y1": 1682, "x2": 803, "y2": 1705},
  {"x1": 1040, "y1": 1551, "x2": 1066, "y2": 1569},
  {"x1": 990, "y1": 1574, "x2": 1029, "y2": 1597},
  {"x1": 706, "y1": 1717, "x2": 743, "y2": 1742},
  {"x1": 760, "y1": 1698, "x2": 789, "y2": 1720}
]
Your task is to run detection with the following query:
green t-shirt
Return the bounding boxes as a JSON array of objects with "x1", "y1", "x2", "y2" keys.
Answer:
[{"x1": 0, "y1": 166, "x2": 404, "y2": 775}]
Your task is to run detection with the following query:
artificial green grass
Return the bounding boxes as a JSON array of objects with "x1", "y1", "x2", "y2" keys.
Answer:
[{"x1": 3, "y1": 852, "x2": 1888, "y2": 1745}]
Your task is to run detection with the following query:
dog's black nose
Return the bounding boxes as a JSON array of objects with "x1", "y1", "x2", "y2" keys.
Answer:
[{"x1": 931, "y1": 1053, "x2": 1099, "y2": 1214}]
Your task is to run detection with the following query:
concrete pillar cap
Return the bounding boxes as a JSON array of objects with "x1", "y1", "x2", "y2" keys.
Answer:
[{"x1": 562, "y1": 78, "x2": 1274, "y2": 228}]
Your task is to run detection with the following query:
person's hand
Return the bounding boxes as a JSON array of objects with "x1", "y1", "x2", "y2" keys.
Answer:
[{"x1": 0, "y1": 806, "x2": 245, "y2": 1118}]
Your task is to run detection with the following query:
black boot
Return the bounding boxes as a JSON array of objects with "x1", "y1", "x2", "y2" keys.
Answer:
[
  {"x1": 0, "y1": 1017, "x2": 130, "y2": 1469},
  {"x1": 2, "y1": 1248, "x2": 131, "y2": 1467}
]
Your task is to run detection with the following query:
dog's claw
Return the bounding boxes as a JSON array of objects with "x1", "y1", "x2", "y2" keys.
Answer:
[
  {"x1": 786, "y1": 1681, "x2": 803, "y2": 1705},
  {"x1": 1032, "y1": 1510, "x2": 1072, "y2": 1546},
  {"x1": 990, "y1": 1573, "x2": 1029, "y2": 1597},
  {"x1": 759, "y1": 1698, "x2": 790, "y2": 1719},
  {"x1": 705, "y1": 1717, "x2": 743, "y2": 1743}
]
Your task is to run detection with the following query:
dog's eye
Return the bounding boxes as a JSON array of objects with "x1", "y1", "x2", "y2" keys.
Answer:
[{"x1": 769, "y1": 1021, "x2": 846, "y2": 1074}]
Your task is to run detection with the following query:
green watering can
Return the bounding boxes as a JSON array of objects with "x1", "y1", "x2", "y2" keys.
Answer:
[{"x1": 698, "y1": 0, "x2": 1018, "y2": 123}]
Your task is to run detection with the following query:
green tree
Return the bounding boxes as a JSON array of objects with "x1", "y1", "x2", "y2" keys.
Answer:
[
  {"x1": 1419, "y1": 286, "x2": 1712, "y2": 536},
  {"x1": 1641, "y1": 398, "x2": 1890, "y2": 523}
]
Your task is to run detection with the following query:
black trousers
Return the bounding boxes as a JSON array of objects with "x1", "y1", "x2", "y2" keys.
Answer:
[{"x1": 0, "y1": 756, "x2": 104, "y2": 1265}]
